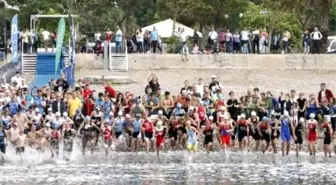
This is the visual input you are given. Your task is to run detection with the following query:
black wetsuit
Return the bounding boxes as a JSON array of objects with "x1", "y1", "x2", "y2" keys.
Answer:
[
  {"x1": 63, "y1": 129, "x2": 74, "y2": 152},
  {"x1": 203, "y1": 126, "x2": 213, "y2": 144},
  {"x1": 74, "y1": 114, "x2": 84, "y2": 130},
  {"x1": 260, "y1": 122, "x2": 270, "y2": 143},
  {"x1": 322, "y1": 123, "x2": 332, "y2": 145},
  {"x1": 250, "y1": 117, "x2": 260, "y2": 140},
  {"x1": 295, "y1": 122, "x2": 303, "y2": 144},
  {"x1": 237, "y1": 120, "x2": 248, "y2": 141}
]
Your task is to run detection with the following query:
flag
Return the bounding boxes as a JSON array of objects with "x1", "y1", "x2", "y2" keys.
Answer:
[
  {"x1": 69, "y1": 14, "x2": 76, "y2": 64},
  {"x1": 11, "y1": 14, "x2": 18, "y2": 62},
  {"x1": 55, "y1": 18, "x2": 66, "y2": 77}
]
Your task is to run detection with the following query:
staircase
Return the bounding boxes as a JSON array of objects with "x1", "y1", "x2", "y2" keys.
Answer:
[
  {"x1": 64, "y1": 55, "x2": 70, "y2": 67},
  {"x1": 109, "y1": 54, "x2": 128, "y2": 71},
  {"x1": 22, "y1": 54, "x2": 37, "y2": 75}
]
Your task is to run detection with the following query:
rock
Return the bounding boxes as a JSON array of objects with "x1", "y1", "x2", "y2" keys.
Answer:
[{"x1": 82, "y1": 76, "x2": 134, "y2": 84}]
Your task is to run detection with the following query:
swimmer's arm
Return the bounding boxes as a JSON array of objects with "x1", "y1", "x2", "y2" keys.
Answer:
[
  {"x1": 329, "y1": 124, "x2": 333, "y2": 137},
  {"x1": 290, "y1": 121, "x2": 296, "y2": 139},
  {"x1": 77, "y1": 122, "x2": 85, "y2": 134},
  {"x1": 92, "y1": 123, "x2": 101, "y2": 134}
]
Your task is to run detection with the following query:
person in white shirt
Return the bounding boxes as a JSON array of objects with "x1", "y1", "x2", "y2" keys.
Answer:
[
  {"x1": 195, "y1": 78, "x2": 204, "y2": 97},
  {"x1": 94, "y1": 31, "x2": 101, "y2": 41},
  {"x1": 41, "y1": 29, "x2": 50, "y2": 52},
  {"x1": 310, "y1": 27, "x2": 323, "y2": 54},
  {"x1": 115, "y1": 26, "x2": 123, "y2": 53},
  {"x1": 11, "y1": 72, "x2": 25, "y2": 88},
  {"x1": 22, "y1": 29, "x2": 30, "y2": 53},
  {"x1": 241, "y1": 28, "x2": 250, "y2": 53},
  {"x1": 136, "y1": 29, "x2": 144, "y2": 53},
  {"x1": 208, "y1": 27, "x2": 218, "y2": 49}
]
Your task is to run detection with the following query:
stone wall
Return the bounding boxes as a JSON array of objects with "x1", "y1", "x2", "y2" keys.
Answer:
[{"x1": 76, "y1": 54, "x2": 336, "y2": 70}]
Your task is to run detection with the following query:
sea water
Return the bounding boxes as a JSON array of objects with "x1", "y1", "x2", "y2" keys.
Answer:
[{"x1": 0, "y1": 142, "x2": 335, "y2": 185}]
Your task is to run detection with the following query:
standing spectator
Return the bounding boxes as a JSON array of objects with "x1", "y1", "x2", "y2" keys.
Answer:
[
  {"x1": 94, "y1": 31, "x2": 101, "y2": 42},
  {"x1": 219, "y1": 30, "x2": 226, "y2": 52},
  {"x1": 302, "y1": 29, "x2": 311, "y2": 54},
  {"x1": 179, "y1": 28, "x2": 188, "y2": 53},
  {"x1": 144, "y1": 30, "x2": 150, "y2": 53},
  {"x1": 282, "y1": 30, "x2": 291, "y2": 53},
  {"x1": 51, "y1": 32, "x2": 57, "y2": 53},
  {"x1": 252, "y1": 28, "x2": 260, "y2": 54},
  {"x1": 30, "y1": 30, "x2": 38, "y2": 53},
  {"x1": 22, "y1": 29, "x2": 29, "y2": 53},
  {"x1": 105, "y1": 28, "x2": 113, "y2": 43},
  {"x1": 115, "y1": 26, "x2": 123, "y2": 53},
  {"x1": 150, "y1": 27, "x2": 159, "y2": 54},
  {"x1": 318, "y1": 83, "x2": 334, "y2": 103},
  {"x1": 225, "y1": 29, "x2": 232, "y2": 53},
  {"x1": 260, "y1": 28, "x2": 268, "y2": 54},
  {"x1": 240, "y1": 27, "x2": 250, "y2": 53},
  {"x1": 136, "y1": 29, "x2": 144, "y2": 53},
  {"x1": 41, "y1": 29, "x2": 50, "y2": 52},
  {"x1": 271, "y1": 30, "x2": 281, "y2": 53},
  {"x1": 51, "y1": 93, "x2": 66, "y2": 114},
  {"x1": 310, "y1": 27, "x2": 323, "y2": 54},
  {"x1": 232, "y1": 31, "x2": 240, "y2": 53},
  {"x1": 192, "y1": 30, "x2": 199, "y2": 46},
  {"x1": 208, "y1": 27, "x2": 218, "y2": 50}
]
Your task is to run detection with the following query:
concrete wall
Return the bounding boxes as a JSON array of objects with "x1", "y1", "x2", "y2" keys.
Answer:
[{"x1": 76, "y1": 54, "x2": 336, "y2": 70}]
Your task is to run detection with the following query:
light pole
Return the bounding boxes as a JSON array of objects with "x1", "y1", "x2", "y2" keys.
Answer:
[{"x1": 225, "y1": 13, "x2": 244, "y2": 32}]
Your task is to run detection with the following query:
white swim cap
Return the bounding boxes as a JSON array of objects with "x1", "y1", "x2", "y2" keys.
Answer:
[
  {"x1": 283, "y1": 111, "x2": 289, "y2": 117},
  {"x1": 56, "y1": 112, "x2": 61, "y2": 117},
  {"x1": 158, "y1": 110, "x2": 163, "y2": 115},
  {"x1": 299, "y1": 117, "x2": 305, "y2": 123},
  {"x1": 251, "y1": 111, "x2": 256, "y2": 116},
  {"x1": 48, "y1": 107, "x2": 52, "y2": 112},
  {"x1": 118, "y1": 111, "x2": 123, "y2": 116},
  {"x1": 309, "y1": 113, "x2": 315, "y2": 119},
  {"x1": 209, "y1": 116, "x2": 214, "y2": 120},
  {"x1": 223, "y1": 115, "x2": 229, "y2": 120},
  {"x1": 35, "y1": 108, "x2": 39, "y2": 112},
  {"x1": 240, "y1": 114, "x2": 246, "y2": 119},
  {"x1": 324, "y1": 115, "x2": 331, "y2": 122},
  {"x1": 63, "y1": 112, "x2": 68, "y2": 117},
  {"x1": 109, "y1": 112, "x2": 114, "y2": 116},
  {"x1": 126, "y1": 114, "x2": 131, "y2": 118},
  {"x1": 46, "y1": 122, "x2": 51, "y2": 127}
]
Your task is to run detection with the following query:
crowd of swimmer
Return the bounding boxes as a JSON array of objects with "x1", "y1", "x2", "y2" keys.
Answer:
[{"x1": 0, "y1": 74, "x2": 335, "y2": 160}]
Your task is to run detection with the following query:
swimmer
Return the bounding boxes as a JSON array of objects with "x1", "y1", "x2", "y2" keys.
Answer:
[
  {"x1": 270, "y1": 113, "x2": 280, "y2": 153},
  {"x1": 237, "y1": 114, "x2": 249, "y2": 151},
  {"x1": 155, "y1": 120, "x2": 166, "y2": 156},
  {"x1": 62, "y1": 123, "x2": 76, "y2": 159},
  {"x1": 16, "y1": 128, "x2": 26, "y2": 156},
  {"x1": 295, "y1": 118, "x2": 305, "y2": 156},
  {"x1": 0, "y1": 124, "x2": 7, "y2": 161},
  {"x1": 132, "y1": 114, "x2": 142, "y2": 152},
  {"x1": 259, "y1": 116, "x2": 271, "y2": 153},
  {"x1": 78, "y1": 116, "x2": 100, "y2": 155},
  {"x1": 101, "y1": 122, "x2": 113, "y2": 157},
  {"x1": 321, "y1": 116, "x2": 333, "y2": 157},
  {"x1": 248, "y1": 111, "x2": 259, "y2": 151},
  {"x1": 203, "y1": 116, "x2": 214, "y2": 153},
  {"x1": 50, "y1": 126, "x2": 61, "y2": 158},
  {"x1": 218, "y1": 115, "x2": 233, "y2": 152},
  {"x1": 142, "y1": 111, "x2": 155, "y2": 153},
  {"x1": 280, "y1": 111, "x2": 296, "y2": 157},
  {"x1": 186, "y1": 120, "x2": 202, "y2": 153},
  {"x1": 111, "y1": 111, "x2": 125, "y2": 148},
  {"x1": 307, "y1": 113, "x2": 318, "y2": 156}
]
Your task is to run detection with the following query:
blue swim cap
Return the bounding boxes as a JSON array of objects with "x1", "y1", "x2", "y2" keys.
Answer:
[
  {"x1": 262, "y1": 116, "x2": 268, "y2": 121},
  {"x1": 85, "y1": 116, "x2": 91, "y2": 121},
  {"x1": 176, "y1": 103, "x2": 182, "y2": 109}
]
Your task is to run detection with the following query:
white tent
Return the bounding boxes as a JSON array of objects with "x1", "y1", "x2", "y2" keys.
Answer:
[{"x1": 141, "y1": 18, "x2": 202, "y2": 38}]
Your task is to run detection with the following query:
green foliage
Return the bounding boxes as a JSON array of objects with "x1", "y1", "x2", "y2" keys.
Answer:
[{"x1": 239, "y1": 2, "x2": 302, "y2": 48}]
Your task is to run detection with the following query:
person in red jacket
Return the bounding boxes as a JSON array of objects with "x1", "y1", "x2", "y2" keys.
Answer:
[
  {"x1": 318, "y1": 83, "x2": 334, "y2": 103},
  {"x1": 102, "y1": 76, "x2": 116, "y2": 98}
]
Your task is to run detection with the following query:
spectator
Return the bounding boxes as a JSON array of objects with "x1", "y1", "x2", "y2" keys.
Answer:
[
  {"x1": 94, "y1": 31, "x2": 101, "y2": 42},
  {"x1": 192, "y1": 44, "x2": 200, "y2": 54},
  {"x1": 22, "y1": 29, "x2": 30, "y2": 53},
  {"x1": 260, "y1": 28, "x2": 268, "y2": 54},
  {"x1": 282, "y1": 30, "x2": 291, "y2": 53},
  {"x1": 144, "y1": 30, "x2": 150, "y2": 52},
  {"x1": 54, "y1": 76, "x2": 69, "y2": 92},
  {"x1": 68, "y1": 92, "x2": 82, "y2": 118},
  {"x1": 136, "y1": 29, "x2": 144, "y2": 53},
  {"x1": 310, "y1": 27, "x2": 323, "y2": 54},
  {"x1": 318, "y1": 83, "x2": 334, "y2": 103},
  {"x1": 302, "y1": 29, "x2": 310, "y2": 54},
  {"x1": 240, "y1": 27, "x2": 250, "y2": 53},
  {"x1": 115, "y1": 26, "x2": 123, "y2": 53},
  {"x1": 232, "y1": 31, "x2": 240, "y2": 53},
  {"x1": 11, "y1": 71, "x2": 25, "y2": 88},
  {"x1": 51, "y1": 32, "x2": 57, "y2": 53},
  {"x1": 105, "y1": 28, "x2": 113, "y2": 43},
  {"x1": 252, "y1": 28, "x2": 260, "y2": 54},
  {"x1": 225, "y1": 29, "x2": 232, "y2": 53},
  {"x1": 208, "y1": 27, "x2": 218, "y2": 50},
  {"x1": 179, "y1": 28, "x2": 188, "y2": 54},
  {"x1": 271, "y1": 30, "x2": 281, "y2": 53},
  {"x1": 219, "y1": 30, "x2": 226, "y2": 51},
  {"x1": 150, "y1": 27, "x2": 159, "y2": 54},
  {"x1": 148, "y1": 74, "x2": 160, "y2": 93},
  {"x1": 51, "y1": 93, "x2": 66, "y2": 114},
  {"x1": 192, "y1": 30, "x2": 199, "y2": 46},
  {"x1": 102, "y1": 76, "x2": 116, "y2": 99}
]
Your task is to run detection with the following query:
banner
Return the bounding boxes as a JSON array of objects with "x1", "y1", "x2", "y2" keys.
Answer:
[
  {"x1": 11, "y1": 14, "x2": 18, "y2": 62},
  {"x1": 55, "y1": 18, "x2": 66, "y2": 77},
  {"x1": 69, "y1": 14, "x2": 76, "y2": 64}
]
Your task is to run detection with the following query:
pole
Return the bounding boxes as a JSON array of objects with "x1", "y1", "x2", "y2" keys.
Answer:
[{"x1": 3, "y1": 8, "x2": 7, "y2": 59}]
